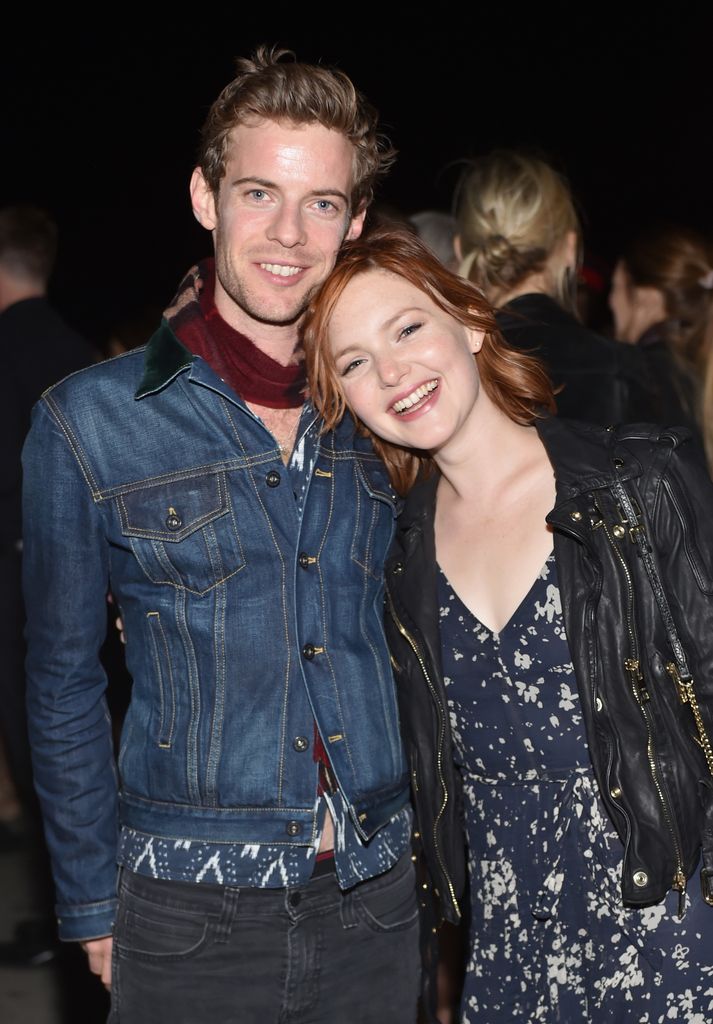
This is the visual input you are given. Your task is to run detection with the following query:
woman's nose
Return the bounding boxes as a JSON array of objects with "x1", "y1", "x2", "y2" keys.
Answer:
[{"x1": 376, "y1": 356, "x2": 408, "y2": 386}]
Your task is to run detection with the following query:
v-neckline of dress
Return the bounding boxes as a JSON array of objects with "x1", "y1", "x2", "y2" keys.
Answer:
[{"x1": 438, "y1": 551, "x2": 555, "y2": 637}]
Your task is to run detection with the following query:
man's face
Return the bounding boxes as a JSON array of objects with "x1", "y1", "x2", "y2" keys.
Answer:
[{"x1": 191, "y1": 120, "x2": 366, "y2": 334}]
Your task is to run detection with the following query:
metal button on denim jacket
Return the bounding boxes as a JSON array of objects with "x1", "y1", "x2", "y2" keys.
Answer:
[{"x1": 22, "y1": 324, "x2": 409, "y2": 941}]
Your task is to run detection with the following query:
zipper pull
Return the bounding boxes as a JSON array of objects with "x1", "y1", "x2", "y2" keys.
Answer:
[
  {"x1": 624, "y1": 658, "x2": 644, "y2": 694},
  {"x1": 666, "y1": 662, "x2": 690, "y2": 705},
  {"x1": 673, "y1": 870, "x2": 687, "y2": 920},
  {"x1": 624, "y1": 658, "x2": 641, "y2": 680}
]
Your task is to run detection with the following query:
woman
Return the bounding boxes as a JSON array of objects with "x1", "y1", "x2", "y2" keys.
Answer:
[
  {"x1": 303, "y1": 228, "x2": 713, "y2": 1023},
  {"x1": 609, "y1": 226, "x2": 713, "y2": 457},
  {"x1": 454, "y1": 150, "x2": 651, "y2": 425}
]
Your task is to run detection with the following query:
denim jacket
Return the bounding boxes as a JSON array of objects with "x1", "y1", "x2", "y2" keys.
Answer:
[{"x1": 22, "y1": 323, "x2": 409, "y2": 941}]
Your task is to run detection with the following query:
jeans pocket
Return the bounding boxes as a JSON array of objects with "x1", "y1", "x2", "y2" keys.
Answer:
[
  {"x1": 354, "y1": 857, "x2": 419, "y2": 934},
  {"x1": 114, "y1": 887, "x2": 212, "y2": 963}
]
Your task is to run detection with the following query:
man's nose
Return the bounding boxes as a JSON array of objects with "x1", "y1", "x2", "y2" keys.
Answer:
[{"x1": 267, "y1": 202, "x2": 306, "y2": 248}]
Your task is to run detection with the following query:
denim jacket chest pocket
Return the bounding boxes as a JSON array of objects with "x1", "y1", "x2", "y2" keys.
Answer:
[{"x1": 117, "y1": 470, "x2": 245, "y2": 595}]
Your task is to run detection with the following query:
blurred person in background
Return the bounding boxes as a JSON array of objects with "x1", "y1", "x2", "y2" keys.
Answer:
[
  {"x1": 454, "y1": 151, "x2": 652, "y2": 425},
  {"x1": 409, "y1": 210, "x2": 459, "y2": 271},
  {"x1": 0, "y1": 204, "x2": 95, "y2": 966},
  {"x1": 609, "y1": 225, "x2": 713, "y2": 443}
]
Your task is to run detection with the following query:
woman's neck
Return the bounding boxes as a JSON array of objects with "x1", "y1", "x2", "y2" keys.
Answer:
[
  {"x1": 433, "y1": 394, "x2": 544, "y2": 505},
  {"x1": 495, "y1": 271, "x2": 552, "y2": 307}
]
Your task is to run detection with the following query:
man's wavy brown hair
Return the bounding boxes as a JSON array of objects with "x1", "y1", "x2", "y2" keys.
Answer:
[
  {"x1": 198, "y1": 45, "x2": 395, "y2": 213},
  {"x1": 303, "y1": 227, "x2": 556, "y2": 494}
]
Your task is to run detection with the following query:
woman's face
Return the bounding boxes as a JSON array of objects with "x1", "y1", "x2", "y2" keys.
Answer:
[{"x1": 327, "y1": 269, "x2": 484, "y2": 455}]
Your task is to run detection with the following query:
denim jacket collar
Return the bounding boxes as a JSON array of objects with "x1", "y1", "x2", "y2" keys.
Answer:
[{"x1": 135, "y1": 322, "x2": 194, "y2": 399}]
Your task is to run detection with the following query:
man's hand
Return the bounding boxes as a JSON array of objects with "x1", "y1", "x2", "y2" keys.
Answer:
[{"x1": 81, "y1": 935, "x2": 113, "y2": 990}]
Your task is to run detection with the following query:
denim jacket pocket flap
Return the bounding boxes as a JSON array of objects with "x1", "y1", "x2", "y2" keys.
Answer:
[
  {"x1": 117, "y1": 471, "x2": 245, "y2": 594},
  {"x1": 118, "y1": 471, "x2": 230, "y2": 542},
  {"x1": 355, "y1": 457, "x2": 401, "y2": 516}
]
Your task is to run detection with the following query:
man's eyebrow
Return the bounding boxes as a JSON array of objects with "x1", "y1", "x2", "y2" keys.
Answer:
[
  {"x1": 230, "y1": 177, "x2": 278, "y2": 190},
  {"x1": 230, "y1": 178, "x2": 350, "y2": 206}
]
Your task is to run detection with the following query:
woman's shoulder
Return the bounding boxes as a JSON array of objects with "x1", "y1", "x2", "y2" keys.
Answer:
[{"x1": 538, "y1": 415, "x2": 700, "y2": 487}]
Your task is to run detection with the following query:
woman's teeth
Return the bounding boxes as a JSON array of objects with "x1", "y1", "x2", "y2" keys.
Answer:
[{"x1": 393, "y1": 380, "x2": 438, "y2": 414}]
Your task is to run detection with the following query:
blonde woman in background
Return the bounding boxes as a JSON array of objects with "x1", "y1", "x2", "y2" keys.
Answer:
[{"x1": 454, "y1": 150, "x2": 652, "y2": 425}]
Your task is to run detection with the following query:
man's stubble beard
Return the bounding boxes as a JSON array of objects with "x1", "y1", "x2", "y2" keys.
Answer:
[{"x1": 214, "y1": 248, "x2": 316, "y2": 329}]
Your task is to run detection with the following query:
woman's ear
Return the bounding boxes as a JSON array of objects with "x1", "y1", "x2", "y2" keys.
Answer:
[
  {"x1": 563, "y1": 230, "x2": 578, "y2": 271},
  {"x1": 453, "y1": 234, "x2": 463, "y2": 262},
  {"x1": 468, "y1": 328, "x2": 485, "y2": 355}
]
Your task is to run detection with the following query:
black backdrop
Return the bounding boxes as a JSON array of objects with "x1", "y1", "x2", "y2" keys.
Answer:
[{"x1": 3, "y1": 10, "x2": 711, "y2": 341}]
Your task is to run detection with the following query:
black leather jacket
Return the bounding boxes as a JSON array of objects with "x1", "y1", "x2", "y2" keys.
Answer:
[{"x1": 385, "y1": 416, "x2": 713, "y2": 927}]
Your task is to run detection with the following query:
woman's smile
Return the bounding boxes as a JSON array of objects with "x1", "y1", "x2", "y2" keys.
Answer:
[{"x1": 391, "y1": 378, "x2": 440, "y2": 416}]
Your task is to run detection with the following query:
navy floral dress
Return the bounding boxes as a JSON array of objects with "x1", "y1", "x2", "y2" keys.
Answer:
[{"x1": 437, "y1": 554, "x2": 713, "y2": 1023}]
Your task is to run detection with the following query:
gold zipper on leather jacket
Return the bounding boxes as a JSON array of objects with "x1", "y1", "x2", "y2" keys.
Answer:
[
  {"x1": 665, "y1": 662, "x2": 713, "y2": 777},
  {"x1": 385, "y1": 588, "x2": 461, "y2": 921},
  {"x1": 594, "y1": 499, "x2": 687, "y2": 913}
]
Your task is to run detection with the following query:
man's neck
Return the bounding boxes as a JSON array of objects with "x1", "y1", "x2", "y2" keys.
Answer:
[
  {"x1": 214, "y1": 291, "x2": 302, "y2": 368},
  {"x1": 0, "y1": 277, "x2": 45, "y2": 315}
]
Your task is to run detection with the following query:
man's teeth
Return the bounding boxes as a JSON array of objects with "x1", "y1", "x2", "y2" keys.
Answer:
[
  {"x1": 261, "y1": 263, "x2": 302, "y2": 277},
  {"x1": 393, "y1": 380, "x2": 438, "y2": 413}
]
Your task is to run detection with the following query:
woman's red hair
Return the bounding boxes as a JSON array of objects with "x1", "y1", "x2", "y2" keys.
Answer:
[{"x1": 303, "y1": 226, "x2": 556, "y2": 494}]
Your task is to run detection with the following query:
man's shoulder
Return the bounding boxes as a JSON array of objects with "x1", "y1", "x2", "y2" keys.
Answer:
[{"x1": 42, "y1": 346, "x2": 148, "y2": 406}]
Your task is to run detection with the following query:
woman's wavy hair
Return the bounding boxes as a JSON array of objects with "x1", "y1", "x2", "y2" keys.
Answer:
[
  {"x1": 198, "y1": 45, "x2": 395, "y2": 213},
  {"x1": 303, "y1": 227, "x2": 556, "y2": 494}
]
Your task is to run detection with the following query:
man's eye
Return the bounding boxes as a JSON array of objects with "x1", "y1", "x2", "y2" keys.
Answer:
[
  {"x1": 249, "y1": 189, "x2": 268, "y2": 201},
  {"x1": 315, "y1": 199, "x2": 337, "y2": 212}
]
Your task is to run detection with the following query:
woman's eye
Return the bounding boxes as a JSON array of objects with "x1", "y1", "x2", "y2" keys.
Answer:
[
  {"x1": 399, "y1": 322, "x2": 422, "y2": 339},
  {"x1": 341, "y1": 357, "x2": 366, "y2": 376}
]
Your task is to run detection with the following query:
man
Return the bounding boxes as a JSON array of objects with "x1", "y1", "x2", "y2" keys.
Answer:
[
  {"x1": 22, "y1": 48, "x2": 420, "y2": 1022},
  {"x1": 0, "y1": 206, "x2": 95, "y2": 970},
  {"x1": 0, "y1": 206, "x2": 95, "y2": 906},
  {"x1": 0, "y1": 206, "x2": 94, "y2": 821}
]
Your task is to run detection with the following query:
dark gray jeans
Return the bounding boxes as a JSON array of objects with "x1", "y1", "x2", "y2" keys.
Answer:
[{"x1": 110, "y1": 853, "x2": 421, "y2": 1023}]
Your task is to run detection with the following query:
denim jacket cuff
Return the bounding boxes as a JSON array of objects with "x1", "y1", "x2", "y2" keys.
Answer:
[{"x1": 56, "y1": 898, "x2": 117, "y2": 943}]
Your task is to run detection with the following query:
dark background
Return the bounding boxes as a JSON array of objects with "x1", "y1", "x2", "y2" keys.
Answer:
[{"x1": 2, "y1": 10, "x2": 711, "y2": 343}]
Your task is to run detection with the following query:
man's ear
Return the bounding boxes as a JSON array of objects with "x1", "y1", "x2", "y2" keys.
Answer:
[
  {"x1": 190, "y1": 167, "x2": 218, "y2": 231},
  {"x1": 345, "y1": 204, "x2": 367, "y2": 242}
]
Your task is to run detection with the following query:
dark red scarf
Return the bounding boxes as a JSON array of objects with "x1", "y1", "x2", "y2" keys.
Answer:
[{"x1": 165, "y1": 259, "x2": 306, "y2": 409}]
